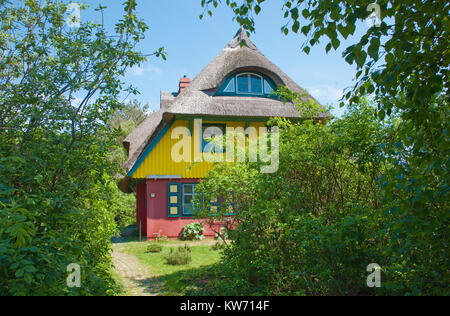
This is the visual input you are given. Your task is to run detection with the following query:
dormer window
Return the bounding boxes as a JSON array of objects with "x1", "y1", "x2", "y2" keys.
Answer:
[
  {"x1": 237, "y1": 74, "x2": 262, "y2": 94},
  {"x1": 216, "y1": 72, "x2": 277, "y2": 98}
]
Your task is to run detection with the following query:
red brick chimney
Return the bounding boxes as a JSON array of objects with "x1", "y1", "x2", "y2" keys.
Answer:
[{"x1": 178, "y1": 75, "x2": 191, "y2": 94}]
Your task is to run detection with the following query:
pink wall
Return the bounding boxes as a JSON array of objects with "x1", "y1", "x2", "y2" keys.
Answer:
[{"x1": 142, "y1": 178, "x2": 221, "y2": 239}]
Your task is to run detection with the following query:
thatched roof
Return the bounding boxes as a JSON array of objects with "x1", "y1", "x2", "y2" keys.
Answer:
[
  {"x1": 119, "y1": 28, "x2": 328, "y2": 191},
  {"x1": 122, "y1": 109, "x2": 164, "y2": 171},
  {"x1": 160, "y1": 91, "x2": 177, "y2": 109},
  {"x1": 166, "y1": 28, "x2": 322, "y2": 118}
]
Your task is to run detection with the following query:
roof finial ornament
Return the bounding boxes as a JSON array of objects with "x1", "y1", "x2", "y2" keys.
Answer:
[{"x1": 228, "y1": 26, "x2": 257, "y2": 50}]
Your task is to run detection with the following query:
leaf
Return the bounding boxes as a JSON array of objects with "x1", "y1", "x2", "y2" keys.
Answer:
[{"x1": 331, "y1": 38, "x2": 340, "y2": 50}]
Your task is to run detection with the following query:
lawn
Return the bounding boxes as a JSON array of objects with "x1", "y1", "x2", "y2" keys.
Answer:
[{"x1": 113, "y1": 238, "x2": 223, "y2": 295}]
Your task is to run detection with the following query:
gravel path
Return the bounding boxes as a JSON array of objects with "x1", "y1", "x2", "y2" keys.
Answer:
[{"x1": 112, "y1": 250, "x2": 164, "y2": 296}]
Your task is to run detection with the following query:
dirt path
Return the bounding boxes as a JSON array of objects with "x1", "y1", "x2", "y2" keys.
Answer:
[{"x1": 112, "y1": 250, "x2": 164, "y2": 296}]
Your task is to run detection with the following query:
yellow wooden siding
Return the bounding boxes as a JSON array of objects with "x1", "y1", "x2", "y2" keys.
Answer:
[{"x1": 133, "y1": 120, "x2": 266, "y2": 179}]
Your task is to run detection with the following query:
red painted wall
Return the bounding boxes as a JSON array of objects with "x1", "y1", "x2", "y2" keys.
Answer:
[{"x1": 139, "y1": 178, "x2": 221, "y2": 239}]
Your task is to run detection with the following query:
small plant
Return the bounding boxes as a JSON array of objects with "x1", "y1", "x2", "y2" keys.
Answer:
[
  {"x1": 156, "y1": 234, "x2": 169, "y2": 243},
  {"x1": 181, "y1": 223, "x2": 205, "y2": 241},
  {"x1": 165, "y1": 245, "x2": 192, "y2": 265},
  {"x1": 146, "y1": 243, "x2": 163, "y2": 253}
]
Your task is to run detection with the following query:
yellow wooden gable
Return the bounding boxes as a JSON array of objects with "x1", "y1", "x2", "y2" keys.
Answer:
[{"x1": 131, "y1": 119, "x2": 266, "y2": 179}]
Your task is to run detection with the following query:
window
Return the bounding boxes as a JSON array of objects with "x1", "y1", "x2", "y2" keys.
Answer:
[
  {"x1": 264, "y1": 80, "x2": 273, "y2": 94},
  {"x1": 217, "y1": 72, "x2": 276, "y2": 97},
  {"x1": 237, "y1": 73, "x2": 262, "y2": 94},
  {"x1": 224, "y1": 77, "x2": 235, "y2": 92},
  {"x1": 237, "y1": 74, "x2": 250, "y2": 93},
  {"x1": 182, "y1": 183, "x2": 198, "y2": 216},
  {"x1": 202, "y1": 124, "x2": 226, "y2": 153},
  {"x1": 222, "y1": 192, "x2": 237, "y2": 216},
  {"x1": 208, "y1": 196, "x2": 220, "y2": 215},
  {"x1": 251, "y1": 75, "x2": 262, "y2": 94}
]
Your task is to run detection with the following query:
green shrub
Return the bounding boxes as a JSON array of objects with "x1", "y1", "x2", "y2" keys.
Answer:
[
  {"x1": 215, "y1": 227, "x2": 229, "y2": 240},
  {"x1": 165, "y1": 245, "x2": 192, "y2": 265},
  {"x1": 157, "y1": 234, "x2": 169, "y2": 243},
  {"x1": 0, "y1": 0, "x2": 150, "y2": 296},
  {"x1": 146, "y1": 243, "x2": 163, "y2": 253},
  {"x1": 181, "y1": 223, "x2": 205, "y2": 241},
  {"x1": 212, "y1": 241, "x2": 225, "y2": 251},
  {"x1": 194, "y1": 102, "x2": 391, "y2": 296}
]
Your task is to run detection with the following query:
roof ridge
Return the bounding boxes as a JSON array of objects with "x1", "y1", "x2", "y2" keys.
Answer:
[{"x1": 227, "y1": 27, "x2": 257, "y2": 50}]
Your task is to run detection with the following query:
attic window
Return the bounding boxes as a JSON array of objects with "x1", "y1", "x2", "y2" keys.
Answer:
[
  {"x1": 217, "y1": 72, "x2": 276, "y2": 98},
  {"x1": 224, "y1": 78, "x2": 235, "y2": 92}
]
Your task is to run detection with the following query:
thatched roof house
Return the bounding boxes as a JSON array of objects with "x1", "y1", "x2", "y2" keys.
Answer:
[{"x1": 119, "y1": 28, "x2": 327, "y2": 239}]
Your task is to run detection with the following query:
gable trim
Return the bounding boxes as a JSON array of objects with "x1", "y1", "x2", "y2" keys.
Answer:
[{"x1": 128, "y1": 120, "x2": 175, "y2": 178}]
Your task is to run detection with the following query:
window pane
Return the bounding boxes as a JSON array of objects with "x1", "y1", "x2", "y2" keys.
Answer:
[
  {"x1": 183, "y1": 194, "x2": 193, "y2": 204},
  {"x1": 183, "y1": 184, "x2": 193, "y2": 194},
  {"x1": 183, "y1": 204, "x2": 195, "y2": 216},
  {"x1": 264, "y1": 80, "x2": 273, "y2": 94},
  {"x1": 250, "y1": 75, "x2": 262, "y2": 94},
  {"x1": 237, "y1": 75, "x2": 249, "y2": 93},
  {"x1": 224, "y1": 78, "x2": 235, "y2": 92}
]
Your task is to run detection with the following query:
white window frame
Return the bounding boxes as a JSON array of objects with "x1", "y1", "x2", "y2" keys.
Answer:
[{"x1": 236, "y1": 73, "x2": 263, "y2": 95}]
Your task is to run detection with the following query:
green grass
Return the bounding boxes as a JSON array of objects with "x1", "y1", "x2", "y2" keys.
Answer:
[
  {"x1": 113, "y1": 238, "x2": 222, "y2": 295},
  {"x1": 110, "y1": 268, "x2": 129, "y2": 296}
]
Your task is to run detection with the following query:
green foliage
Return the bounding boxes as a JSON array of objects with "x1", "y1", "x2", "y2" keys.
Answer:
[
  {"x1": 0, "y1": 0, "x2": 160, "y2": 295},
  {"x1": 105, "y1": 100, "x2": 150, "y2": 228},
  {"x1": 108, "y1": 100, "x2": 150, "y2": 172},
  {"x1": 165, "y1": 245, "x2": 193, "y2": 266},
  {"x1": 104, "y1": 179, "x2": 136, "y2": 228},
  {"x1": 202, "y1": 1, "x2": 448, "y2": 120},
  {"x1": 214, "y1": 227, "x2": 229, "y2": 240},
  {"x1": 156, "y1": 234, "x2": 169, "y2": 243},
  {"x1": 195, "y1": 101, "x2": 388, "y2": 295},
  {"x1": 200, "y1": 0, "x2": 449, "y2": 296},
  {"x1": 146, "y1": 243, "x2": 163, "y2": 253},
  {"x1": 378, "y1": 95, "x2": 450, "y2": 295},
  {"x1": 211, "y1": 241, "x2": 225, "y2": 251},
  {"x1": 181, "y1": 223, "x2": 205, "y2": 241}
]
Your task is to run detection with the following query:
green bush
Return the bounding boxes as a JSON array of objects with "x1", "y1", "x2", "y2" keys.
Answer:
[
  {"x1": 212, "y1": 241, "x2": 225, "y2": 251},
  {"x1": 156, "y1": 234, "x2": 169, "y2": 243},
  {"x1": 165, "y1": 245, "x2": 192, "y2": 265},
  {"x1": 146, "y1": 243, "x2": 163, "y2": 253},
  {"x1": 215, "y1": 227, "x2": 229, "y2": 240},
  {"x1": 195, "y1": 102, "x2": 390, "y2": 296},
  {"x1": 181, "y1": 223, "x2": 205, "y2": 241},
  {"x1": 0, "y1": 0, "x2": 151, "y2": 296}
]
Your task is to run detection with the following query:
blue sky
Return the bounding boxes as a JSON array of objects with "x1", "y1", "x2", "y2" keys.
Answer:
[{"x1": 80, "y1": 0, "x2": 371, "y2": 117}]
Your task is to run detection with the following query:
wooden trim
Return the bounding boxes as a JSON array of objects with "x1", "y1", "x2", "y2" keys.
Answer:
[
  {"x1": 128, "y1": 120, "x2": 175, "y2": 177},
  {"x1": 147, "y1": 175, "x2": 182, "y2": 179}
]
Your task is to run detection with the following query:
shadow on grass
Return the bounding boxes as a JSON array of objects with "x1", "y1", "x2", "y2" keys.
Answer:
[
  {"x1": 135, "y1": 264, "x2": 221, "y2": 296},
  {"x1": 111, "y1": 235, "x2": 141, "y2": 244},
  {"x1": 127, "y1": 276, "x2": 165, "y2": 296}
]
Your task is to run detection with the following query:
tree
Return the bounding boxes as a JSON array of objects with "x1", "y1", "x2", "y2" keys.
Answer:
[
  {"x1": 201, "y1": 0, "x2": 448, "y2": 122},
  {"x1": 108, "y1": 100, "x2": 150, "y2": 228},
  {"x1": 0, "y1": 0, "x2": 163, "y2": 295},
  {"x1": 195, "y1": 101, "x2": 390, "y2": 295},
  {"x1": 108, "y1": 99, "x2": 150, "y2": 171},
  {"x1": 200, "y1": 0, "x2": 449, "y2": 295}
]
